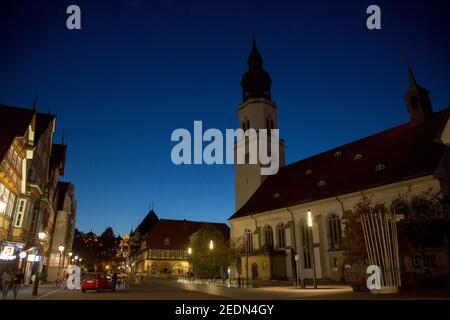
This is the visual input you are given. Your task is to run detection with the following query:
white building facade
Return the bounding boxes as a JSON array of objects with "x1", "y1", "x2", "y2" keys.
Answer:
[{"x1": 229, "y1": 40, "x2": 450, "y2": 284}]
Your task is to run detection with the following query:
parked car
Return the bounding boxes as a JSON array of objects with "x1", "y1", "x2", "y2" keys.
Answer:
[{"x1": 81, "y1": 272, "x2": 113, "y2": 292}]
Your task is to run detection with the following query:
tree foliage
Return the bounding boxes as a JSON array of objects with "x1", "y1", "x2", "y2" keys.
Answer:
[
  {"x1": 72, "y1": 227, "x2": 122, "y2": 271},
  {"x1": 190, "y1": 224, "x2": 228, "y2": 278},
  {"x1": 343, "y1": 188, "x2": 450, "y2": 266}
]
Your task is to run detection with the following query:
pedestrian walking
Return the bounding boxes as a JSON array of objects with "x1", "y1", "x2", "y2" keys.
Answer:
[
  {"x1": 2, "y1": 270, "x2": 12, "y2": 299},
  {"x1": 12, "y1": 271, "x2": 24, "y2": 299}
]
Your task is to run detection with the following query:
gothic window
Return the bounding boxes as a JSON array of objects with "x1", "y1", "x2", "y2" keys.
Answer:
[
  {"x1": 277, "y1": 223, "x2": 286, "y2": 248},
  {"x1": 245, "y1": 229, "x2": 253, "y2": 253},
  {"x1": 263, "y1": 225, "x2": 274, "y2": 248},
  {"x1": 328, "y1": 214, "x2": 342, "y2": 250},
  {"x1": 300, "y1": 221, "x2": 312, "y2": 269}
]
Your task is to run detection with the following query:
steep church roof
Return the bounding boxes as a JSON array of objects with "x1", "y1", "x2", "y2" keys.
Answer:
[{"x1": 230, "y1": 107, "x2": 450, "y2": 220}]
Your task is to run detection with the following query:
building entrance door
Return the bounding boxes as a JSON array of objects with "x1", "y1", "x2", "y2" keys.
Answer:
[{"x1": 251, "y1": 263, "x2": 258, "y2": 280}]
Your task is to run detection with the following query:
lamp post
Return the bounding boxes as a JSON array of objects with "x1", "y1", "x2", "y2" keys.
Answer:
[
  {"x1": 209, "y1": 240, "x2": 214, "y2": 280},
  {"x1": 32, "y1": 232, "x2": 47, "y2": 296},
  {"x1": 57, "y1": 245, "x2": 65, "y2": 278},
  {"x1": 68, "y1": 252, "x2": 73, "y2": 266},
  {"x1": 187, "y1": 247, "x2": 192, "y2": 278},
  {"x1": 307, "y1": 210, "x2": 317, "y2": 289}
]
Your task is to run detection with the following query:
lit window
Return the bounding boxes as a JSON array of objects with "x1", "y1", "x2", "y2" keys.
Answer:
[
  {"x1": 375, "y1": 164, "x2": 386, "y2": 172},
  {"x1": 334, "y1": 151, "x2": 342, "y2": 157},
  {"x1": 354, "y1": 154, "x2": 363, "y2": 160},
  {"x1": 305, "y1": 169, "x2": 312, "y2": 175},
  {"x1": 317, "y1": 180, "x2": 326, "y2": 187}
]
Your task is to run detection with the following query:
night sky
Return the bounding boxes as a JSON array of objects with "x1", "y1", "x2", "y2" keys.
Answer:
[{"x1": 1, "y1": 0, "x2": 449, "y2": 236}]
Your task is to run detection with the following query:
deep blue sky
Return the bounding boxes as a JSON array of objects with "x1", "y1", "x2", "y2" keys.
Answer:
[{"x1": 1, "y1": 0, "x2": 449, "y2": 236}]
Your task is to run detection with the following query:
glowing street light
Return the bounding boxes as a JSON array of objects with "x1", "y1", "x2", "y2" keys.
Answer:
[
  {"x1": 307, "y1": 210, "x2": 317, "y2": 289},
  {"x1": 307, "y1": 210, "x2": 313, "y2": 227},
  {"x1": 188, "y1": 247, "x2": 192, "y2": 255},
  {"x1": 209, "y1": 240, "x2": 214, "y2": 279},
  {"x1": 32, "y1": 232, "x2": 47, "y2": 296},
  {"x1": 57, "y1": 245, "x2": 65, "y2": 278}
]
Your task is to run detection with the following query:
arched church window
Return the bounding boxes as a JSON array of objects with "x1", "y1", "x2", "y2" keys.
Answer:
[
  {"x1": 245, "y1": 229, "x2": 253, "y2": 253},
  {"x1": 263, "y1": 225, "x2": 274, "y2": 248},
  {"x1": 300, "y1": 220, "x2": 312, "y2": 269},
  {"x1": 277, "y1": 223, "x2": 286, "y2": 248},
  {"x1": 328, "y1": 214, "x2": 342, "y2": 250}
]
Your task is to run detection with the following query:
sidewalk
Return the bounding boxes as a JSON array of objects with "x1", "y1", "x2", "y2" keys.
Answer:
[{"x1": 2, "y1": 284, "x2": 60, "y2": 300}]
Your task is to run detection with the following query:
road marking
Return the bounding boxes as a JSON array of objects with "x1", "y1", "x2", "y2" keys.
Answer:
[{"x1": 35, "y1": 288, "x2": 61, "y2": 300}]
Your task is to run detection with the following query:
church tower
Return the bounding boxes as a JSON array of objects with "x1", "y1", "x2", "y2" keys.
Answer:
[
  {"x1": 234, "y1": 37, "x2": 286, "y2": 210},
  {"x1": 404, "y1": 59, "x2": 433, "y2": 124}
]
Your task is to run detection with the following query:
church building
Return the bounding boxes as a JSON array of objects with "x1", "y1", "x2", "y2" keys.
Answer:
[{"x1": 229, "y1": 39, "x2": 450, "y2": 284}]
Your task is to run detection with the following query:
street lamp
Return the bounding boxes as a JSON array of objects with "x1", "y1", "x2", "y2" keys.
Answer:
[
  {"x1": 187, "y1": 247, "x2": 192, "y2": 278},
  {"x1": 307, "y1": 210, "x2": 317, "y2": 289},
  {"x1": 68, "y1": 252, "x2": 73, "y2": 266},
  {"x1": 32, "y1": 232, "x2": 47, "y2": 296},
  {"x1": 209, "y1": 240, "x2": 214, "y2": 280},
  {"x1": 57, "y1": 245, "x2": 65, "y2": 278}
]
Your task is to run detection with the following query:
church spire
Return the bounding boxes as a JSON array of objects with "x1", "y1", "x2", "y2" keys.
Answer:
[
  {"x1": 241, "y1": 36, "x2": 272, "y2": 101},
  {"x1": 406, "y1": 56, "x2": 418, "y2": 88},
  {"x1": 403, "y1": 57, "x2": 433, "y2": 124}
]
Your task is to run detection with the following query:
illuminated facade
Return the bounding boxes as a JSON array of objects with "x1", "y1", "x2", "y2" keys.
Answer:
[
  {"x1": 230, "y1": 42, "x2": 450, "y2": 285},
  {"x1": 0, "y1": 104, "x2": 76, "y2": 283}
]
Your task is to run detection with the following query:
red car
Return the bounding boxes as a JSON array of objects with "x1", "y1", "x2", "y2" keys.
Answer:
[{"x1": 81, "y1": 272, "x2": 113, "y2": 292}]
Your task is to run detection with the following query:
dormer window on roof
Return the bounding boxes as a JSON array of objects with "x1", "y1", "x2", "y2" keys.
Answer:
[
  {"x1": 334, "y1": 151, "x2": 342, "y2": 157},
  {"x1": 317, "y1": 180, "x2": 326, "y2": 187},
  {"x1": 305, "y1": 169, "x2": 312, "y2": 175},
  {"x1": 163, "y1": 237, "x2": 171, "y2": 246},
  {"x1": 375, "y1": 164, "x2": 386, "y2": 172},
  {"x1": 354, "y1": 153, "x2": 363, "y2": 160},
  {"x1": 273, "y1": 192, "x2": 281, "y2": 199}
]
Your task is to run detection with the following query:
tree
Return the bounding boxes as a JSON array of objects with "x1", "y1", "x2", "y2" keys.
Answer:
[
  {"x1": 343, "y1": 188, "x2": 450, "y2": 276},
  {"x1": 228, "y1": 235, "x2": 246, "y2": 277},
  {"x1": 391, "y1": 188, "x2": 450, "y2": 274},
  {"x1": 342, "y1": 195, "x2": 389, "y2": 263},
  {"x1": 190, "y1": 224, "x2": 228, "y2": 279},
  {"x1": 99, "y1": 227, "x2": 119, "y2": 269}
]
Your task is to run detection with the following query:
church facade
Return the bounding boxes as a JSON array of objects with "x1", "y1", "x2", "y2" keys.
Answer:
[{"x1": 229, "y1": 39, "x2": 450, "y2": 284}]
